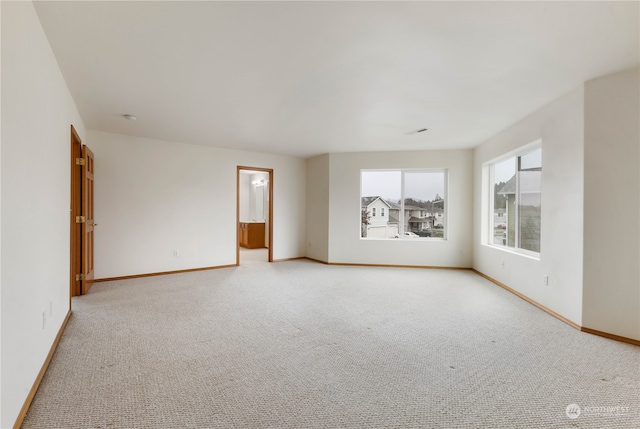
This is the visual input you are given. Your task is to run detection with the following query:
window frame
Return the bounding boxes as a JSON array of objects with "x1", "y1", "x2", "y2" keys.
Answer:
[
  {"x1": 486, "y1": 140, "x2": 542, "y2": 258},
  {"x1": 360, "y1": 168, "x2": 448, "y2": 241}
]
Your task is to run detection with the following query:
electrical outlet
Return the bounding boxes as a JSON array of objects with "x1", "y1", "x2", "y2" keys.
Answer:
[
  {"x1": 500, "y1": 260, "x2": 505, "y2": 269},
  {"x1": 543, "y1": 275, "x2": 549, "y2": 286},
  {"x1": 173, "y1": 250, "x2": 180, "y2": 257}
]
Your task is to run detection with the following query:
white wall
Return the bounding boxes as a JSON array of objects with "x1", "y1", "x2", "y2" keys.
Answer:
[
  {"x1": 239, "y1": 174, "x2": 251, "y2": 221},
  {"x1": 305, "y1": 154, "x2": 330, "y2": 262},
  {"x1": 239, "y1": 172, "x2": 269, "y2": 223},
  {"x1": 249, "y1": 172, "x2": 269, "y2": 222},
  {"x1": 88, "y1": 131, "x2": 306, "y2": 278},
  {"x1": 1, "y1": 2, "x2": 86, "y2": 427},
  {"x1": 473, "y1": 86, "x2": 585, "y2": 326},
  {"x1": 327, "y1": 150, "x2": 474, "y2": 267},
  {"x1": 583, "y1": 68, "x2": 640, "y2": 340}
]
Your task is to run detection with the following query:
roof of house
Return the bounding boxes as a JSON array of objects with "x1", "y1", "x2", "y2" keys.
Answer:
[
  {"x1": 364, "y1": 197, "x2": 444, "y2": 212},
  {"x1": 386, "y1": 200, "x2": 400, "y2": 210},
  {"x1": 498, "y1": 173, "x2": 541, "y2": 196},
  {"x1": 361, "y1": 196, "x2": 392, "y2": 209},
  {"x1": 497, "y1": 175, "x2": 516, "y2": 195},
  {"x1": 404, "y1": 205, "x2": 424, "y2": 211}
]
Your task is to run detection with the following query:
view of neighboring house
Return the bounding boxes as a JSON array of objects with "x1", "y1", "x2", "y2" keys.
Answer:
[
  {"x1": 497, "y1": 175, "x2": 541, "y2": 252},
  {"x1": 361, "y1": 197, "x2": 397, "y2": 238},
  {"x1": 362, "y1": 196, "x2": 444, "y2": 238},
  {"x1": 497, "y1": 176, "x2": 517, "y2": 247},
  {"x1": 362, "y1": 197, "x2": 391, "y2": 225},
  {"x1": 494, "y1": 208, "x2": 506, "y2": 229},
  {"x1": 388, "y1": 202, "x2": 428, "y2": 232},
  {"x1": 492, "y1": 207, "x2": 507, "y2": 245},
  {"x1": 428, "y1": 207, "x2": 445, "y2": 228}
]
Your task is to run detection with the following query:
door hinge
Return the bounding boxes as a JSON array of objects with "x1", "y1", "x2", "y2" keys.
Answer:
[
  {"x1": 75, "y1": 273, "x2": 85, "y2": 281},
  {"x1": 75, "y1": 158, "x2": 85, "y2": 166},
  {"x1": 76, "y1": 215, "x2": 86, "y2": 223}
]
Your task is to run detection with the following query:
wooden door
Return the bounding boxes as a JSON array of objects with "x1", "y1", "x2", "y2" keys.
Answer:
[
  {"x1": 81, "y1": 145, "x2": 95, "y2": 294},
  {"x1": 70, "y1": 126, "x2": 83, "y2": 297}
]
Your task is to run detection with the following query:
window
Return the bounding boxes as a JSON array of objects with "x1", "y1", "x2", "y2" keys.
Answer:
[
  {"x1": 361, "y1": 169, "x2": 446, "y2": 239},
  {"x1": 489, "y1": 145, "x2": 541, "y2": 253}
]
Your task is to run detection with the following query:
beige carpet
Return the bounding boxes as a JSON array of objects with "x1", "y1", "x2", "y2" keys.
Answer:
[
  {"x1": 239, "y1": 247, "x2": 269, "y2": 265},
  {"x1": 22, "y1": 260, "x2": 640, "y2": 428}
]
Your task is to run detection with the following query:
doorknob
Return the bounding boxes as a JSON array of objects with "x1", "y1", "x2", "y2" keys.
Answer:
[{"x1": 91, "y1": 223, "x2": 98, "y2": 227}]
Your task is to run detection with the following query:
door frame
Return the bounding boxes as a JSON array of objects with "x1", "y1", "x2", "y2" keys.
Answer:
[
  {"x1": 237, "y1": 166, "x2": 273, "y2": 264},
  {"x1": 70, "y1": 125, "x2": 82, "y2": 299}
]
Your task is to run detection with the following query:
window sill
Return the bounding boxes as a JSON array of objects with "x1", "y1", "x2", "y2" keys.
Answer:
[
  {"x1": 483, "y1": 243, "x2": 540, "y2": 261},
  {"x1": 360, "y1": 237, "x2": 448, "y2": 242}
]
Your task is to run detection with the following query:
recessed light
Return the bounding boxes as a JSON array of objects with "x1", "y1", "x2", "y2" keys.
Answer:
[
  {"x1": 405, "y1": 128, "x2": 428, "y2": 135},
  {"x1": 123, "y1": 114, "x2": 137, "y2": 121}
]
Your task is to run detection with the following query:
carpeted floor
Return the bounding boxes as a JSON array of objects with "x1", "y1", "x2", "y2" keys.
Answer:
[
  {"x1": 239, "y1": 247, "x2": 269, "y2": 265},
  {"x1": 22, "y1": 260, "x2": 640, "y2": 428}
]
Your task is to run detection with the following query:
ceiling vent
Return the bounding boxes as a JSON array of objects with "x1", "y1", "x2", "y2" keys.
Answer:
[{"x1": 405, "y1": 128, "x2": 428, "y2": 135}]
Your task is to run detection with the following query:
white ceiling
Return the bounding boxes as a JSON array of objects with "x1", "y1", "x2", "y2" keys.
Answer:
[{"x1": 34, "y1": 1, "x2": 639, "y2": 158}]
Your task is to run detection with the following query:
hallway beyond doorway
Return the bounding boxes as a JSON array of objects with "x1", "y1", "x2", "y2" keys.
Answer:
[{"x1": 239, "y1": 248, "x2": 268, "y2": 265}]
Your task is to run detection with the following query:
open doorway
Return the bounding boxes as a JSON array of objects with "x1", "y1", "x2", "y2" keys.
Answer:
[{"x1": 237, "y1": 166, "x2": 273, "y2": 265}]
